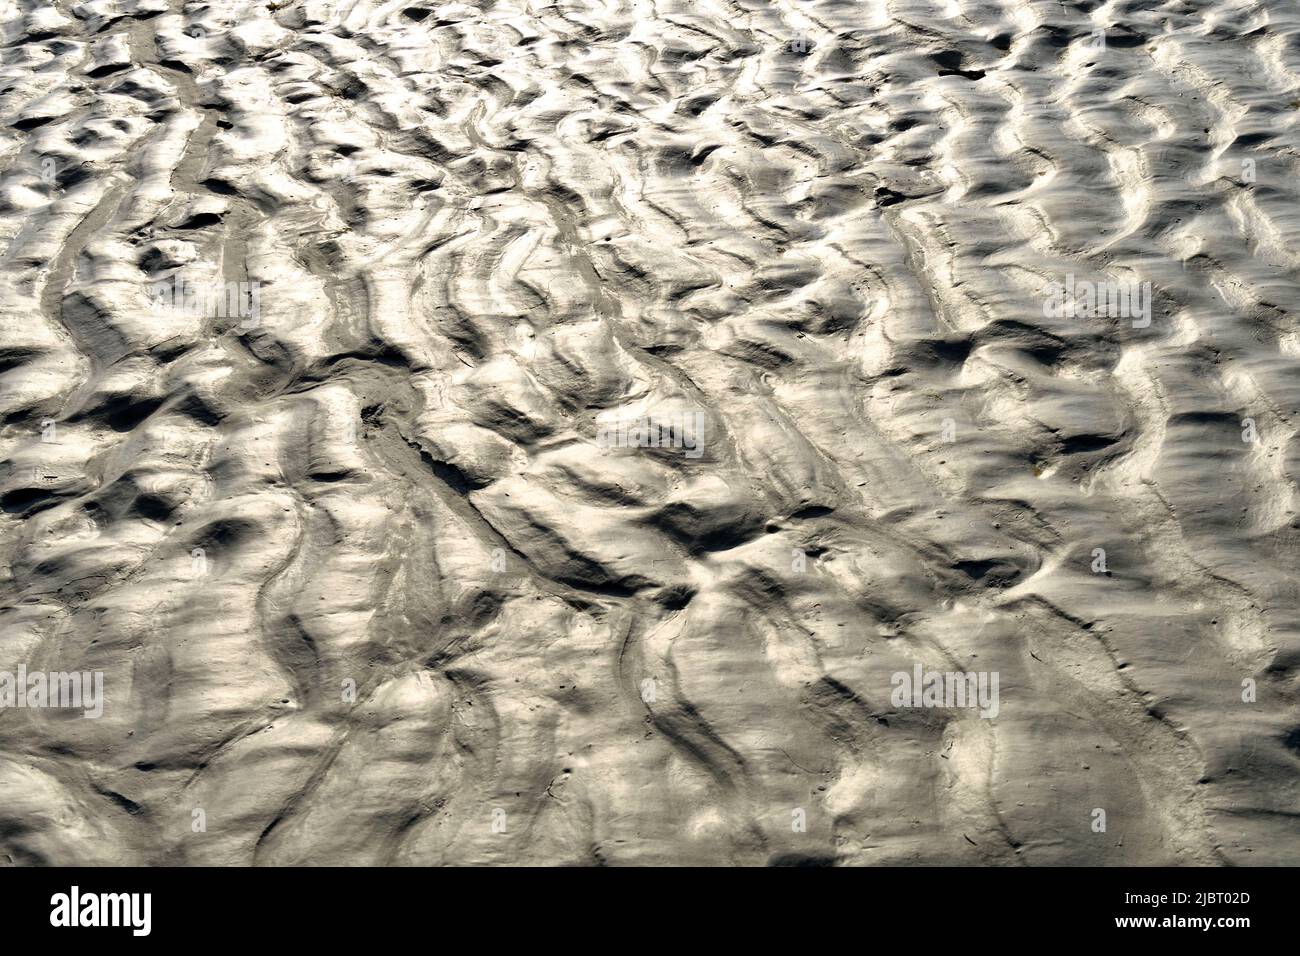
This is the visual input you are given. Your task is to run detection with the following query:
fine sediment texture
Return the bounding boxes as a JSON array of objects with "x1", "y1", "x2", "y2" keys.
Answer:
[{"x1": 1, "y1": 0, "x2": 1298, "y2": 866}]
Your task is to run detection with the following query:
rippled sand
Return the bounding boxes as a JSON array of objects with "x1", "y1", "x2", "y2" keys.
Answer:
[{"x1": 1, "y1": 0, "x2": 1298, "y2": 866}]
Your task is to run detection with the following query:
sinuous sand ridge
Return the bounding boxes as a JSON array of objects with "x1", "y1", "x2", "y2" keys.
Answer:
[{"x1": 0, "y1": 0, "x2": 1298, "y2": 866}]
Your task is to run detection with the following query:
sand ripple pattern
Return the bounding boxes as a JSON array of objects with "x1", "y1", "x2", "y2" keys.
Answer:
[{"x1": 0, "y1": 0, "x2": 1297, "y2": 865}]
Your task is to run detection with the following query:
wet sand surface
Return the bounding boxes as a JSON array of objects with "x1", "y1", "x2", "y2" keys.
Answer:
[{"x1": 1, "y1": 0, "x2": 1298, "y2": 865}]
